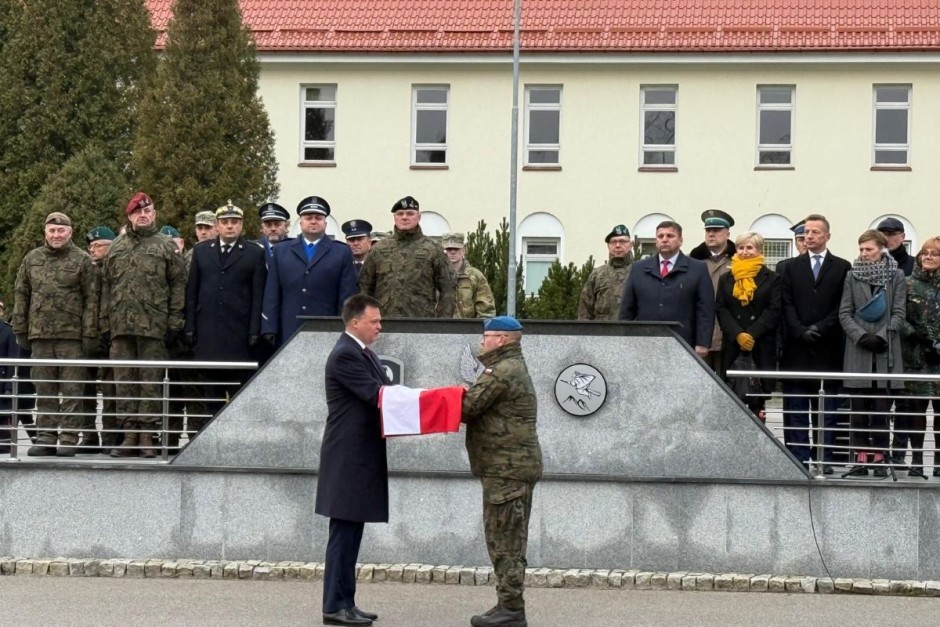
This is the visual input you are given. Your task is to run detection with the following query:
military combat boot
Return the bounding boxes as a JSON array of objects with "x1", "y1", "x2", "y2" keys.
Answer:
[
  {"x1": 138, "y1": 431, "x2": 158, "y2": 459},
  {"x1": 27, "y1": 433, "x2": 58, "y2": 457},
  {"x1": 110, "y1": 425, "x2": 139, "y2": 458},
  {"x1": 470, "y1": 605, "x2": 527, "y2": 627},
  {"x1": 77, "y1": 431, "x2": 100, "y2": 455}
]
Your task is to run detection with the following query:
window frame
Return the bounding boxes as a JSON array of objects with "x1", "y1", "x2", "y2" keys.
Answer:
[
  {"x1": 762, "y1": 239, "x2": 793, "y2": 270},
  {"x1": 300, "y1": 84, "x2": 337, "y2": 164},
  {"x1": 639, "y1": 85, "x2": 678, "y2": 169},
  {"x1": 872, "y1": 84, "x2": 912, "y2": 168},
  {"x1": 411, "y1": 84, "x2": 449, "y2": 166},
  {"x1": 522, "y1": 237, "x2": 560, "y2": 293},
  {"x1": 524, "y1": 85, "x2": 562, "y2": 167},
  {"x1": 755, "y1": 85, "x2": 794, "y2": 168}
]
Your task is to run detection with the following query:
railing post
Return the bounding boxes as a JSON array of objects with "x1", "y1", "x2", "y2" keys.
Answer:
[
  {"x1": 161, "y1": 367, "x2": 170, "y2": 462},
  {"x1": 815, "y1": 378, "x2": 826, "y2": 478},
  {"x1": 11, "y1": 365, "x2": 20, "y2": 460}
]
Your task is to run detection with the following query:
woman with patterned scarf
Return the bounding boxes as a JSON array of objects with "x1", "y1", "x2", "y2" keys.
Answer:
[
  {"x1": 839, "y1": 229, "x2": 906, "y2": 477},
  {"x1": 896, "y1": 236, "x2": 940, "y2": 478},
  {"x1": 716, "y1": 232, "x2": 781, "y2": 419}
]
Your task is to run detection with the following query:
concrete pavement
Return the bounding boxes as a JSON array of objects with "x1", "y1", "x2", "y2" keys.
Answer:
[{"x1": 2, "y1": 577, "x2": 939, "y2": 626}]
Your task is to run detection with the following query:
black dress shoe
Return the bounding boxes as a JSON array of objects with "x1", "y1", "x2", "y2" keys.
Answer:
[
  {"x1": 843, "y1": 465, "x2": 869, "y2": 477},
  {"x1": 352, "y1": 607, "x2": 378, "y2": 620},
  {"x1": 823, "y1": 465, "x2": 834, "y2": 475},
  {"x1": 323, "y1": 608, "x2": 372, "y2": 626},
  {"x1": 874, "y1": 465, "x2": 888, "y2": 478}
]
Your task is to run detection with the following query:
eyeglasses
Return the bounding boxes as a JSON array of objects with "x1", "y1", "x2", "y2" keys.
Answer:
[{"x1": 921, "y1": 251, "x2": 940, "y2": 259}]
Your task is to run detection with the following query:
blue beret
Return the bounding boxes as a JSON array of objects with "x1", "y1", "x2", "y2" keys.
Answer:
[
  {"x1": 160, "y1": 225, "x2": 180, "y2": 237},
  {"x1": 484, "y1": 316, "x2": 523, "y2": 332}
]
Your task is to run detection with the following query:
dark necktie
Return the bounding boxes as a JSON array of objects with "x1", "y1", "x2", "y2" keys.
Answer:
[
  {"x1": 812, "y1": 254, "x2": 822, "y2": 280},
  {"x1": 220, "y1": 243, "x2": 231, "y2": 260},
  {"x1": 364, "y1": 347, "x2": 384, "y2": 377}
]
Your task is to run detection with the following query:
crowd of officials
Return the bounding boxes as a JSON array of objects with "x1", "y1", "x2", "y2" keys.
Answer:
[
  {"x1": 578, "y1": 211, "x2": 940, "y2": 478},
  {"x1": 0, "y1": 192, "x2": 497, "y2": 458}
]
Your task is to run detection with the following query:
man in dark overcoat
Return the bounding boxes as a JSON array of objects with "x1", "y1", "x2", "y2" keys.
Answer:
[
  {"x1": 261, "y1": 196, "x2": 357, "y2": 346},
  {"x1": 315, "y1": 294, "x2": 390, "y2": 626},
  {"x1": 184, "y1": 202, "x2": 267, "y2": 429},
  {"x1": 618, "y1": 220, "x2": 715, "y2": 356},
  {"x1": 778, "y1": 214, "x2": 851, "y2": 470}
]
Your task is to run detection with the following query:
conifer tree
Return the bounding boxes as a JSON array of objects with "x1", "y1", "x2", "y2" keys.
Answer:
[
  {"x1": 0, "y1": 0, "x2": 155, "y2": 275},
  {"x1": 132, "y1": 0, "x2": 279, "y2": 239},
  {"x1": 465, "y1": 218, "x2": 526, "y2": 315},
  {"x1": 523, "y1": 257, "x2": 596, "y2": 320}
]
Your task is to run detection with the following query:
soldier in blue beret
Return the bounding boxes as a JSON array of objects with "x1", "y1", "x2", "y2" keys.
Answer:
[
  {"x1": 341, "y1": 219, "x2": 373, "y2": 275},
  {"x1": 484, "y1": 315, "x2": 523, "y2": 332}
]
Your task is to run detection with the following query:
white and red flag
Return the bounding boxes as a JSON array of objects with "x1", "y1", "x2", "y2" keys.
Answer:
[{"x1": 379, "y1": 385, "x2": 465, "y2": 437}]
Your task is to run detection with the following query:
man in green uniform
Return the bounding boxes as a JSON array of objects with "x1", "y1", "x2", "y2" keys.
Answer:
[
  {"x1": 358, "y1": 196, "x2": 454, "y2": 317},
  {"x1": 578, "y1": 224, "x2": 634, "y2": 320},
  {"x1": 100, "y1": 192, "x2": 186, "y2": 458},
  {"x1": 13, "y1": 212, "x2": 99, "y2": 456},
  {"x1": 462, "y1": 316, "x2": 542, "y2": 627},
  {"x1": 443, "y1": 232, "x2": 496, "y2": 319}
]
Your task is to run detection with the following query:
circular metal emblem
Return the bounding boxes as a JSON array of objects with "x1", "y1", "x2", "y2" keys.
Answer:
[{"x1": 554, "y1": 364, "x2": 607, "y2": 417}]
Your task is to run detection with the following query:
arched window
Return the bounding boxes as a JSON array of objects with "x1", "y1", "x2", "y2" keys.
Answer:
[
  {"x1": 518, "y1": 212, "x2": 564, "y2": 293},
  {"x1": 869, "y1": 214, "x2": 916, "y2": 253},
  {"x1": 749, "y1": 213, "x2": 797, "y2": 269},
  {"x1": 632, "y1": 213, "x2": 673, "y2": 259},
  {"x1": 418, "y1": 211, "x2": 450, "y2": 238}
]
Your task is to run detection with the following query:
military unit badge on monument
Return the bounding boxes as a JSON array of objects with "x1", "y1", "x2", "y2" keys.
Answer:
[{"x1": 554, "y1": 364, "x2": 607, "y2": 417}]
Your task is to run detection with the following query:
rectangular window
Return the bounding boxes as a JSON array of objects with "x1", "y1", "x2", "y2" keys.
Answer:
[
  {"x1": 640, "y1": 86, "x2": 677, "y2": 166},
  {"x1": 412, "y1": 85, "x2": 448, "y2": 165},
  {"x1": 301, "y1": 85, "x2": 336, "y2": 163},
  {"x1": 757, "y1": 86, "x2": 793, "y2": 166},
  {"x1": 873, "y1": 85, "x2": 911, "y2": 167},
  {"x1": 522, "y1": 238, "x2": 559, "y2": 293},
  {"x1": 524, "y1": 86, "x2": 561, "y2": 165},
  {"x1": 762, "y1": 239, "x2": 792, "y2": 270}
]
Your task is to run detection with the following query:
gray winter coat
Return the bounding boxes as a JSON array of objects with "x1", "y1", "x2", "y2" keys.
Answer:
[{"x1": 839, "y1": 269, "x2": 906, "y2": 389}]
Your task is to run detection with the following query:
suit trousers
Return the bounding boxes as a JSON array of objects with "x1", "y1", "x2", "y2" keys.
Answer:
[
  {"x1": 782, "y1": 380, "x2": 840, "y2": 463},
  {"x1": 322, "y1": 518, "x2": 365, "y2": 614}
]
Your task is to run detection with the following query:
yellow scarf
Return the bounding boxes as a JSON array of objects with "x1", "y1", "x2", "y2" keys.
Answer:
[{"x1": 730, "y1": 254, "x2": 764, "y2": 306}]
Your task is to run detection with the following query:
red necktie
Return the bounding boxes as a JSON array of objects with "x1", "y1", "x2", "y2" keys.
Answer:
[{"x1": 661, "y1": 259, "x2": 670, "y2": 277}]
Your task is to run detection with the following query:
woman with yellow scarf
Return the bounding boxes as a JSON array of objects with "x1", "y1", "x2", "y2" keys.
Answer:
[{"x1": 715, "y1": 232, "x2": 782, "y2": 419}]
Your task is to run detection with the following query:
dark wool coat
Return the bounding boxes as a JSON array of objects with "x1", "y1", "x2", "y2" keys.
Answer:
[{"x1": 715, "y1": 265, "x2": 781, "y2": 372}]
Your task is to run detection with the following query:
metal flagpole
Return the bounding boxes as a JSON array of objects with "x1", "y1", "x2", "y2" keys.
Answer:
[{"x1": 506, "y1": 0, "x2": 522, "y2": 316}]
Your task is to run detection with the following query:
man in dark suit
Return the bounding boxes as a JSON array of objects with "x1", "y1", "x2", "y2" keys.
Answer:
[
  {"x1": 261, "y1": 196, "x2": 358, "y2": 346},
  {"x1": 316, "y1": 294, "x2": 389, "y2": 626},
  {"x1": 778, "y1": 214, "x2": 851, "y2": 472},
  {"x1": 619, "y1": 220, "x2": 715, "y2": 356},
  {"x1": 184, "y1": 202, "x2": 267, "y2": 432},
  {"x1": 341, "y1": 219, "x2": 373, "y2": 276}
]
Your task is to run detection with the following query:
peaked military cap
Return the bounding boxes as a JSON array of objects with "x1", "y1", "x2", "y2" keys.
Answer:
[
  {"x1": 160, "y1": 225, "x2": 181, "y2": 237},
  {"x1": 297, "y1": 196, "x2": 331, "y2": 216},
  {"x1": 790, "y1": 220, "x2": 806, "y2": 237},
  {"x1": 442, "y1": 232, "x2": 465, "y2": 249},
  {"x1": 215, "y1": 200, "x2": 244, "y2": 220},
  {"x1": 605, "y1": 224, "x2": 631, "y2": 243},
  {"x1": 194, "y1": 210, "x2": 217, "y2": 226},
  {"x1": 86, "y1": 226, "x2": 116, "y2": 243},
  {"x1": 342, "y1": 219, "x2": 373, "y2": 239},
  {"x1": 701, "y1": 209, "x2": 734, "y2": 229},
  {"x1": 484, "y1": 316, "x2": 523, "y2": 332},
  {"x1": 259, "y1": 202, "x2": 289, "y2": 222},
  {"x1": 126, "y1": 191, "x2": 153, "y2": 215},
  {"x1": 45, "y1": 212, "x2": 71, "y2": 227},
  {"x1": 392, "y1": 195, "x2": 419, "y2": 212},
  {"x1": 876, "y1": 217, "x2": 905, "y2": 233}
]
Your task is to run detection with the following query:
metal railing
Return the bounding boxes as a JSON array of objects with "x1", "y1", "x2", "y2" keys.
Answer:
[
  {"x1": 0, "y1": 358, "x2": 257, "y2": 464},
  {"x1": 727, "y1": 369, "x2": 940, "y2": 481}
]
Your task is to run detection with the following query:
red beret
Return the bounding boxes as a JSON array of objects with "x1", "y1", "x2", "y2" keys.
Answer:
[{"x1": 126, "y1": 192, "x2": 153, "y2": 215}]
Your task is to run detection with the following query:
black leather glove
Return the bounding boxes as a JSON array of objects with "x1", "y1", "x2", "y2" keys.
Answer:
[
  {"x1": 858, "y1": 333, "x2": 888, "y2": 353},
  {"x1": 164, "y1": 328, "x2": 182, "y2": 349},
  {"x1": 15, "y1": 334, "x2": 30, "y2": 351},
  {"x1": 261, "y1": 333, "x2": 277, "y2": 347},
  {"x1": 248, "y1": 335, "x2": 259, "y2": 347},
  {"x1": 801, "y1": 325, "x2": 821, "y2": 342}
]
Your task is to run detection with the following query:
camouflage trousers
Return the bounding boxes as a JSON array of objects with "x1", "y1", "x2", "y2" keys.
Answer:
[
  {"x1": 30, "y1": 339, "x2": 87, "y2": 445},
  {"x1": 481, "y1": 477, "x2": 536, "y2": 611},
  {"x1": 111, "y1": 336, "x2": 167, "y2": 428}
]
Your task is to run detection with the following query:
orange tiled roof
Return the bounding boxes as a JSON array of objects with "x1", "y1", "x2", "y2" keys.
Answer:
[{"x1": 145, "y1": 1, "x2": 940, "y2": 53}]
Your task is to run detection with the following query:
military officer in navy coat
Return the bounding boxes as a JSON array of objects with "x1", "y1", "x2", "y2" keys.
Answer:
[
  {"x1": 257, "y1": 202, "x2": 292, "y2": 262},
  {"x1": 316, "y1": 294, "x2": 390, "y2": 626},
  {"x1": 184, "y1": 202, "x2": 267, "y2": 424},
  {"x1": 341, "y1": 219, "x2": 373, "y2": 276},
  {"x1": 260, "y1": 196, "x2": 357, "y2": 345}
]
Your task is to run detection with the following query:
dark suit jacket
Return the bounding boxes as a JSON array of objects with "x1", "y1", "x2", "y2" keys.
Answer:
[
  {"x1": 715, "y1": 266, "x2": 781, "y2": 371},
  {"x1": 779, "y1": 250, "x2": 851, "y2": 372},
  {"x1": 184, "y1": 237, "x2": 267, "y2": 361},
  {"x1": 315, "y1": 332, "x2": 391, "y2": 523},
  {"x1": 619, "y1": 251, "x2": 715, "y2": 348},
  {"x1": 261, "y1": 236, "x2": 358, "y2": 342}
]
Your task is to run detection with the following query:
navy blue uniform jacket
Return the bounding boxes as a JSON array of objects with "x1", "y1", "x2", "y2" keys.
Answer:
[
  {"x1": 185, "y1": 238, "x2": 267, "y2": 361},
  {"x1": 618, "y1": 252, "x2": 715, "y2": 348},
  {"x1": 315, "y1": 332, "x2": 391, "y2": 522},
  {"x1": 261, "y1": 237, "x2": 357, "y2": 341}
]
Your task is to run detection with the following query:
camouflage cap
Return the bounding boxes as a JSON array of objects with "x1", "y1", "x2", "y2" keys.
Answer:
[
  {"x1": 45, "y1": 212, "x2": 72, "y2": 227},
  {"x1": 442, "y1": 232, "x2": 465, "y2": 249},
  {"x1": 194, "y1": 210, "x2": 217, "y2": 226}
]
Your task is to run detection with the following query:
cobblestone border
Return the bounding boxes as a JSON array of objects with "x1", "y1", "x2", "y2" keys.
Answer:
[{"x1": 1, "y1": 557, "x2": 938, "y2": 597}]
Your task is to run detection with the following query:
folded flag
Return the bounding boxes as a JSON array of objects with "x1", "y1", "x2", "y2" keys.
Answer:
[{"x1": 379, "y1": 385, "x2": 465, "y2": 437}]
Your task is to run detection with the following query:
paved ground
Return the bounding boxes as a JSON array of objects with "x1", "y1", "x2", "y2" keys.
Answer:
[{"x1": 2, "y1": 577, "x2": 939, "y2": 626}]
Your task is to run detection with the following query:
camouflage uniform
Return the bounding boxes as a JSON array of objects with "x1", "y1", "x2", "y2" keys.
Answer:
[
  {"x1": 462, "y1": 342, "x2": 542, "y2": 612},
  {"x1": 100, "y1": 225, "x2": 186, "y2": 430},
  {"x1": 454, "y1": 260, "x2": 496, "y2": 319},
  {"x1": 82, "y1": 261, "x2": 118, "y2": 448},
  {"x1": 182, "y1": 247, "x2": 193, "y2": 276},
  {"x1": 13, "y1": 241, "x2": 98, "y2": 446},
  {"x1": 358, "y1": 226, "x2": 455, "y2": 317},
  {"x1": 577, "y1": 255, "x2": 633, "y2": 320}
]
